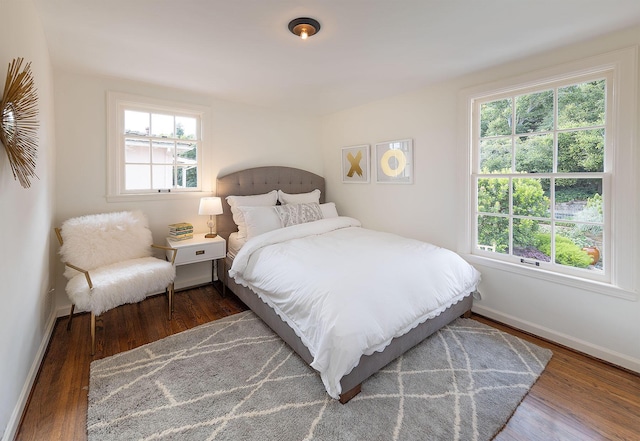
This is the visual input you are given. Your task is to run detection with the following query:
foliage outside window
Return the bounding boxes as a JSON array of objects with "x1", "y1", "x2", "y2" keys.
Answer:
[{"x1": 473, "y1": 77, "x2": 607, "y2": 277}]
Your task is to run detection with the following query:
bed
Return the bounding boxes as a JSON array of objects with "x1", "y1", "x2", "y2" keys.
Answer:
[{"x1": 216, "y1": 166, "x2": 480, "y2": 403}]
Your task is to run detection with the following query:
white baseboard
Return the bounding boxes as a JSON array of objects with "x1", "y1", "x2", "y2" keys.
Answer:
[
  {"x1": 2, "y1": 310, "x2": 57, "y2": 441},
  {"x1": 472, "y1": 304, "x2": 640, "y2": 373},
  {"x1": 56, "y1": 304, "x2": 72, "y2": 318}
]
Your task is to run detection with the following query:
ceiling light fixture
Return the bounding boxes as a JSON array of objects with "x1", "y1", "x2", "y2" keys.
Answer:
[{"x1": 288, "y1": 17, "x2": 321, "y2": 40}]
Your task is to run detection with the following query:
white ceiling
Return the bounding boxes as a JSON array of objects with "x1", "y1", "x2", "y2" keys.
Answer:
[{"x1": 32, "y1": 0, "x2": 640, "y2": 116}]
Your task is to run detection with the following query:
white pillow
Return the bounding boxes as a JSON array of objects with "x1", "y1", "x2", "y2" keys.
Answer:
[
  {"x1": 274, "y1": 202, "x2": 323, "y2": 227},
  {"x1": 226, "y1": 190, "x2": 278, "y2": 239},
  {"x1": 236, "y1": 206, "x2": 282, "y2": 239},
  {"x1": 320, "y1": 202, "x2": 339, "y2": 218},
  {"x1": 277, "y1": 189, "x2": 321, "y2": 205}
]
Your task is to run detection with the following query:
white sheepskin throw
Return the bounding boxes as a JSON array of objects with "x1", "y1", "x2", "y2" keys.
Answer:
[
  {"x1": 59, "y1": 211, "x2": 153, "y2": 280},
  {"x1": 65, "y1": 257, "x2": 175, "y2": 316},
  {"x1": 59, "y1": 210, "x2": 176, "y2": 315}
]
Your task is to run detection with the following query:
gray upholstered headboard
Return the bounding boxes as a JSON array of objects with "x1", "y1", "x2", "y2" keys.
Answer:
[{"x1": 216, "y1": 166, "x2": 325, "y2": 244}]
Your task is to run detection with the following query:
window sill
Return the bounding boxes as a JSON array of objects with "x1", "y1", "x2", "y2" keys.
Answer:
[
  {"x1": 106, "y1": 191, "x2": 212, "y2": 203},
  {"x1": 463, "y1": 253, "x2": 637, "y2": 302}
]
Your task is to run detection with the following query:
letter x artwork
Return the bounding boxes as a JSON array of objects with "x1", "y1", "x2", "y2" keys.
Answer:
[{"x1": 341, "y1": 144, "x2": 370, "y2": 183}]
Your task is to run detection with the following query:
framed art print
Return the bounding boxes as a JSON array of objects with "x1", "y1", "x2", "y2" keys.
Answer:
[
  {"x1": 341, "y1": 144, "x2": 370, "y2": 183},
  {"x1": 375, "y1": 139, "x2": 413, "y2": 184}
]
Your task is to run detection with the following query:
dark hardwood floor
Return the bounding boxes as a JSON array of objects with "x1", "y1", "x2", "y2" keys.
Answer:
[{"x1": 15, "y1": 285, "x2": 640, "y2": 440}]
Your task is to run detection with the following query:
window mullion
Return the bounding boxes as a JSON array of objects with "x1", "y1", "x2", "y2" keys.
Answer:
[
  {"x1": 148, "y1": 138, "x2": 153, "y2": 191},
  {"x1": 173, "y1": 141, "x2": 178, "y2": 188}
]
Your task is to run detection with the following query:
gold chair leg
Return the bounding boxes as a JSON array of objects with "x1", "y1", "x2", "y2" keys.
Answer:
[
  {"x1": 91, "y1": 312, "x2": 96, "y2": 356},
  {"x1": 66, "y1": 304, "x2": 75, "y2": 331},
  {"x1": 168, "y1": 282, "x2": 174, "y2": 320}
]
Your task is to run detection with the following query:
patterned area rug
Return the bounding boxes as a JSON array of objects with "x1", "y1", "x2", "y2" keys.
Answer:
[{"x1": 88, "y1": 311, "x2": 552, "y2": 440}]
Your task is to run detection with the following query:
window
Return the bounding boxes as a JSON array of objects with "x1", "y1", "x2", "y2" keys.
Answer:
[
  {"x1": 461, "y1": 48, "x2": 637, "y2": 299},
  {"x1": 475, "y1": 76, "x2": 607, "y2": 279},
  {"x1": 107, "y1": 92, "x2": 211, "y2": 199}
]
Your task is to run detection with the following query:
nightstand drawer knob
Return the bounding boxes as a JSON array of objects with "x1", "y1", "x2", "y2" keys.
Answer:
[{"x1": 195, "y1": 250, "x2": 205, "y2": 255}]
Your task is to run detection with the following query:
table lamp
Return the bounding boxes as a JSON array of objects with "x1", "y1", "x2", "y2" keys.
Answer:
[{"x1": 198, "y1": 197, "x2": 223, "y2": 238}]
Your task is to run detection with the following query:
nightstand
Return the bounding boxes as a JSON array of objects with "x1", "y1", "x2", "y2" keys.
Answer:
[{"x1": 166, "y1": 234, "x2": 226, "y2": 295}]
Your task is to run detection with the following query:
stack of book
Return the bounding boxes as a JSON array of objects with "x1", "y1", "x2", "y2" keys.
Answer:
[{"x1": 168, "y1": 222, "x2": 194, "y2": 241}]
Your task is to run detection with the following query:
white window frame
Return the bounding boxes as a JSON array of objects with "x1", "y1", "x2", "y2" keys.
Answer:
[
  {"x1": 107, "y1": 92, "x2": 212, "y2": 201},
  {"x1": 458, "y1": 47, "x2": 638, "y2": 301}
]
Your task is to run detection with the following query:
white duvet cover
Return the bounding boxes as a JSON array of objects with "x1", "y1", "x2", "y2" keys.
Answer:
[{"x1": 229, "y1": 217, "x2": 481, "y2": 399}]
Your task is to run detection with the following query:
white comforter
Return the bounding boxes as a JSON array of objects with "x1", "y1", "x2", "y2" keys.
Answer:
[{"x1": 229, "y1": 217, "x2": 480, "y2": 399}]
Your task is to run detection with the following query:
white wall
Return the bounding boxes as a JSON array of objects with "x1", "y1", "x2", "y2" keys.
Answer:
[
  {"x1": 321, "y1": 83, "x2": 463, "y2": 250},
  {"x1": 0, "y1": 0, "x2": 56, "y2": 439},
  {"x1": 53, "y1": 71, "x2": 322, "y2": 307},
  {"x1": 321, "y1": 25, "x2": 640, "y2": 372}
]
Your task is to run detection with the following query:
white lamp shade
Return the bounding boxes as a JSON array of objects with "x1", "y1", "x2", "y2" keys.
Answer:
[{"x1": 198, "y1": 197, "x2": 223, "y2": 215}]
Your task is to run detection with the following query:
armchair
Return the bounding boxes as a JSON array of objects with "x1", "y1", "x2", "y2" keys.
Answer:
[{"x1": 55, "y1": 210, "x2": 177, "y2": 355}]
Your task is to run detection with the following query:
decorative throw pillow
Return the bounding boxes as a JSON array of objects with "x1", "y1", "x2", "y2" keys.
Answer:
[
  {"x1": 274, "y1": 202, "x2": 323, "y2": 227},
  {"x1": 236, "y1": 206, "x2": 282, "y2": 239},
  {"x1": 277, "y1": 189, "x2": 321, "y2": 205},
  {"x1": 226, "y1": 190, "x2": 278, "y2": 239},
  {"x1": 320, "y1": 202, "x2": 339, "y2": 218}
]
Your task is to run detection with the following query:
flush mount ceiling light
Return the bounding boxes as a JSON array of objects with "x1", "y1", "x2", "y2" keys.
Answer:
[{"x1": 288, "y1": 17, "x2": 321, "y2": 40}]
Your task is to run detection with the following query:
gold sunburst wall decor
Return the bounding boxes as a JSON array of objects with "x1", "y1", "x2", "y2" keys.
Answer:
[{"x1": 0, "y1": 58, "x2": 39, "y2": 188}]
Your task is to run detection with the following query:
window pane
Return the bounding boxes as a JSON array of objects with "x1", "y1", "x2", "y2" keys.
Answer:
[
  {"x1": 515, "y1": 90, "x2": 554, "y2": 134},
  {"x1": 151, "y1": 113, "x2": 174, "y2": 138},
  {"x1": 513, "y1": 178, "x2": 551, "y2": 217},
  {"x1": 177, "y1": 166, "x2": 198, "y2": 188},
  {"x1": 583, "y1": 231, "x2": 604, "y2": 270},
  {"x1": 124, "y1": 138, "x2": 149, "y2": 162},
  {"x1": 125, "y1": 164, "x2": 150, "y2": 190},
  {"x1": 514, "y1": 219, "x2": 551, "y2": 262},
  {"x1": 480, "y1": 138, "x2": 511, "y2": 173},
  {"x1": 124, "y1": 110, "x2": 149, "y2": 136},
  {"x1": 554, "y1": 179, "x2": 604, "y2": 272},
  {"x1": 176, "y1": 142, "x2": 198, "y2": 188},
  {"x1": 480, "y1": 99, "x2": 512, "y2": 137},
  {"x1": 478, "y1": 177, "x2": 509, "y2": 214},
  {"x1": 152, "y1": 140, "x2": 174, "y2": 164},
  {"x1": 553, "y1": 223, "x2": 597, "y2": 269},
  {"x1": 185, "y1": 167, "x2": 197, "y2": 188},
  {"x1": 176, "y1": 168, "x2": 184, "y2": 188},
  {"x1": 152, "y1": 165, "x2": 173, "y2": 189},
  {"x1": 558, "y1": 80, "x2": 605, "y2": 129},
  {"x1": 557, "y1": 129, "x2": 604, "y2": 172},
  {"x1": 176, "y1": 142, "x2": 197, "y2": 162},
  {"x1": 515, "y1": 134, "x2": 553, "y2": 173},
  {"x1": 176, "y1": 116, "x2": 197, "y2": 140},
  {"x1": 477, "y1": 215, "x2": 509, "y2": 254},
  {"x1": 554, "y1": 178, "x2": 602, "y2": 219},
  {"x1": 555, "y1": 221, "x2": 603, "y2": 269},
  {"x1": 572, "y1": 191, "x2": 604, "y2": 233}
]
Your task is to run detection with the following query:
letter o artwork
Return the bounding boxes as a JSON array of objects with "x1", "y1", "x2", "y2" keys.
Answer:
[
  {"x1": 375, "y1": 139, "x2": 413, "y2": 184},
  {"x1": 380, "y1": 149, "x2": 407, "y2": 177}
]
